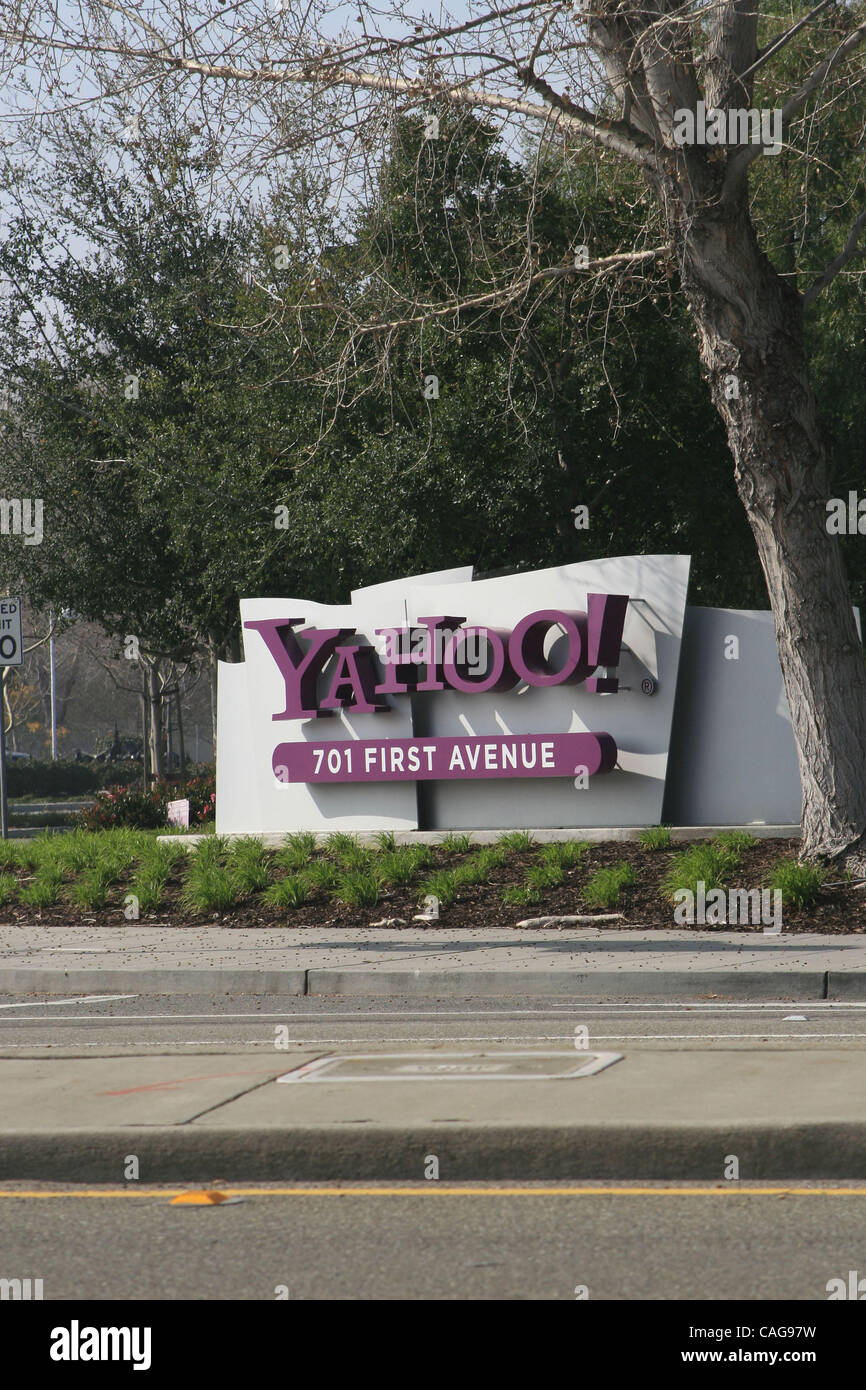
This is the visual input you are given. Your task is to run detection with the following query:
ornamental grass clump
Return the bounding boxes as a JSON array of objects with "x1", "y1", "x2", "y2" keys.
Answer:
[
  {"x1": 639, "y1": 826, "x2": 672, "y2": 851},
  {"x1": 419, "y1": 869, "x2": 458, "y2": 908},
  {"x1": 229, "y1": 837, "x2": 272, "y2": 895},
  {"x1": 332, "y1": 868, "x2": 382, "y2": 908},
  {"x1": 768, "y1": 859, "x2": 828, "y2": 911},
  {"x1": 275, "y1": 832, "x2": 317, "y2": 873},
  {"x1": 583, "y1": 862, "x2": 636, "y2": 909},
  {"x1": 662, "y1": 843, "x2": 736, "y2": 901},
  {"x1": 263, "y1": 874, "x2": 311, "y2": 909},
  {"x1": 181, "y1": 836, "x2": 236, "y2": 913}
]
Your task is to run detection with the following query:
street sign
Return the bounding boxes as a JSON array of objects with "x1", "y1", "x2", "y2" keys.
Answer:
[{"x1": 0, "y1": 598, "x2": 23, "y2": 666}]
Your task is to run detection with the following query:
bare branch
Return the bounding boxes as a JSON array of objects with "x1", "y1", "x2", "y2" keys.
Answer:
[
  {"x1": 355, "y1": 248, "x2": 672, "y2": 333},
  {"x1": 803, "y1": 207, "x2": 866, "y2": 308},
  {"x1": 737, "y1": 0, "x2": 836, "y2": 86},
  {"x1": 724, "y1": 16, "x2": 866, "y2": 194}
]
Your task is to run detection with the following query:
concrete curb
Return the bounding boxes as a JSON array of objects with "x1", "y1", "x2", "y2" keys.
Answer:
[
  {"x1": 3, "y1": 966, "x2": 864, "y2": 998},
  {"x1": 305, "y1": 968, "x2": 829, "y2": 1000},
  {"x1": 2, "y1": 1123, "x2": 864, "y2": 1181},
  {"x1": 0, "y1": 969, "x2": 307, "y2": 995},
  {"x1": 161, "y1": 825, "x2": 802, "y2": 849}
]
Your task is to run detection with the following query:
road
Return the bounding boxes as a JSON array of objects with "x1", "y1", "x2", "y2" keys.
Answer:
[
  {"x1": 3, "y1": 993, "x2": 866, "y2": 1052},
  {"x1": 1, "y1": 995, "x2": 865, "y2": 1300},
  {"x1": 0, "y1": 1183, "x2": 864, "y2": 1300}
]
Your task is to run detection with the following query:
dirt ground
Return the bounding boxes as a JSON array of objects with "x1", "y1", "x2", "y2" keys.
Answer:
[{"x1": 2, "y1": 837, "x2": 864, "y2": 934}]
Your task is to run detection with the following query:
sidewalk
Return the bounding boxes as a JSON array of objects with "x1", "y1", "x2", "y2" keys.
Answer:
[
  {"x1": 3, "y1": 923, "x2": 866, "y2": 1181},
  {"x1": 1, "y1": 923, "x2": 865, "y2": 998},
  {"x1": 2, "y1": 1047, "x2": 865, "y2": 1182}
]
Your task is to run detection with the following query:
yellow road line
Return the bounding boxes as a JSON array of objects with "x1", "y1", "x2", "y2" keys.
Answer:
[{"x1": 0, "y1": 1185, "x2": 865, "y2": 1198}]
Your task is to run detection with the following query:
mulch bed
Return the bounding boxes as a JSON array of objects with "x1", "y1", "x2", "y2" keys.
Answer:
[{"x1": 1, "y1": 837, "x2": 864, "y2": 934}]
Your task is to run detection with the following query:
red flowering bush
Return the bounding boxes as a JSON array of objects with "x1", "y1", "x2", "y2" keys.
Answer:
[{"x1": 75, "y1": 772, "x2": 216, "y2": 830}]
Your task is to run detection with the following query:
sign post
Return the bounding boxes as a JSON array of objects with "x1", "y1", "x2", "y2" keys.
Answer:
[{"x1": 0, "y1": 598, "x2": 24, "y2": 841}]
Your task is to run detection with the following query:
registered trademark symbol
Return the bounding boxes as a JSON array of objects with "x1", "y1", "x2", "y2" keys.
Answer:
[{"x1": 641, "y1": 677, "x2": 657, "y2": 695}]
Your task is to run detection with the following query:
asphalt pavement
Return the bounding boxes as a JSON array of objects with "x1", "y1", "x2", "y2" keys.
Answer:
[
  {"x1": 3, "y1": 924, "x2": 866, "y2": 1302},
  {"x1": 2, "y1": 1184, "x2": 864, "y2": 1300}
]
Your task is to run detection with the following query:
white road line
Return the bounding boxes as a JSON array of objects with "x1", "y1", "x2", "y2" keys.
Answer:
[
  {"x1": 0, "y1": 995, "x2": 137, "y2": 1010},
  {"x1": 1, "y1": 1003, "x2": 864, "y2": 1023},
  {"x1": 1, "y1": 1032, "x2": 865, "y2": 1043}
]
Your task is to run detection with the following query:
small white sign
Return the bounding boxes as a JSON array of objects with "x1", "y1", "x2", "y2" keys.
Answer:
[
  {"x1": 166, "y1": 798, "x2": 190, "y2": 828},
  {"x1": 0, "y1": 597, "x2": 23, "y2": 666}
]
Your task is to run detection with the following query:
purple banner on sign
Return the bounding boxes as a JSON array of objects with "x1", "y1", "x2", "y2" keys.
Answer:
[{"x1": 272, "y1": 732, "x2": 617, "y2": 784}]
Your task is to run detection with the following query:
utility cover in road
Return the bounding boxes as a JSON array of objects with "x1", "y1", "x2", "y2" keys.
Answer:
[{"x1": 277, "y1": 1051, "x2": 623, "y2": 1083}]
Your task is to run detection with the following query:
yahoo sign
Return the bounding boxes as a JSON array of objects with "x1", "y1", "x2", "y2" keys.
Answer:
[
  {"x1": 216, "y1": 556, "x2": 692, "y2": 832},
  {"x1": 244, "y1": 593, "x2": 629, "y2": 722}
]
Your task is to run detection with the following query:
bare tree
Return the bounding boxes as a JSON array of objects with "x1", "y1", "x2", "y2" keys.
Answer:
[{"x1": 2, "y1": 0, "x2": 866, "y2": 860}]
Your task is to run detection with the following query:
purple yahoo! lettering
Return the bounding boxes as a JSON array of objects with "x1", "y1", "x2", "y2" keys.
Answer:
[{"x1": 243, "y1": 618, "x2": 352, "y2": 720}]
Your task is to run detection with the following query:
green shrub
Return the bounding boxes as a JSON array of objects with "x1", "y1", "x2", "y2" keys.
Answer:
[
  {"x1": 714, "y1": 830, "x2": 758, "y2": 856},
  {"x1": 263, "y1": 874, "x2": 311, "y2": 909},
  {"x1": 378, "y1": 848, "x2": 423, "y2": 887},
  {"x1": 6, "y1": 758, "x2": 103, "y2": 798},
  {"x1": 51, "y1": 830, "x2": 105, "y2": 874},
  {"x1": 326, "y1": 833, "x2": 371, "y2": 870},
  {"x1": 275, "y1": 832, "x2": 317, "y2": 872},
  {"x1": 229, "y1": 837, "x2": 271, "y2": 894},
  {"x1": 190, "y1": 835, "x2": 227, "y2": 869},
  {"x1": 66, "y1": 866, "x2": 116, "y2": 910},
  {"x1": 583, "y1": 862, "x2": 636, "y2": 908},
  {"x1": 453, "y1": 847, "x2": 506, "y2": 886},
  {"x1": 129, "y1": 839, "x2": 182, "y2": 914},
  {"x1": 0, "y1": 840, "x2": 23, "y2": 870},
  {"x1": 0, "y1": 872, "x2": 17, "y2": 906},
  {"x1": 501, "y1": 885, "x2": 540, "y2": 907},
  {"x1": 75, "y1": 773, "x2": 216, "y2": 830},
  {"x1": 538, "y1": 841, "x2": 588, "y2": 869},
  {"x1": 19, "y1": 868, "x2": 64, "y2": 909},
  {"x1": 452, "y1": 857, "x2": 488, "y2": 887},
  {"x1": 662, "y1": 844, "x2": 736, "y2": 901},
  {"x1": 440, "y1": 832, "x2": 472, "y2": 854},
  {"x1": 129, "y1": 869, "x2": 169, "y2": 913},
  {"x1": 181, "y1": 838, "x2": 235, "y2": 912},
  {"x1": 419, "y1": 869, "x2": 457, "y2": 907},
  {"x1": 639, "y1": 826, "x2": 672, "y2": 851},
  {"x1": 497, "y1": 831, "x2": 534, "y2": 853},
  {"x1": 768, "y1": 859, "x2": 828, "y2": 910},
  {"x1": 407, "y1": 843, "x2": 436, "y2": 871},
  {"x1": 304, "y1": 860, "x2": 341, "y2": 892},
  {"x1": 374, "y1": 831, "x2": 397, "y2": 852},
  {"x1": 476, "y1": 847, "x2": 505, "y2": 871},
  {"x1": 525, "y1": 862, "x2": 564, "y2": 891},
  {"x1": 8, "y1": 811, "x2": 78, "y2": 829},
  {"x1": 332, "y1": 869, "x2": 381, "y2": 908}
]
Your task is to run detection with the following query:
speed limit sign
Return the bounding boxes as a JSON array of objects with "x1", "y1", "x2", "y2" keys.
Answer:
[{"x1": 0, "y1": 598, "x2": 23, "y2": 666}]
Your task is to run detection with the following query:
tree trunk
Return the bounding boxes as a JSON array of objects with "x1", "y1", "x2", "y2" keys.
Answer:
[
  {"x1": 140, "y1": 673, "x2": 149, "y2": 792},
  {"x1": 208, "y1": 638, "x2": 218, "y2": 755},
  {"x1": 672, "y1": 198, "x2": 866, "y2": 862},
  {"x1": 147, "y1": 662, "x2": 165, "y2": 780},
  {"x1": 176, "y1": 688, "x2": 186, "y2": 777}
]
